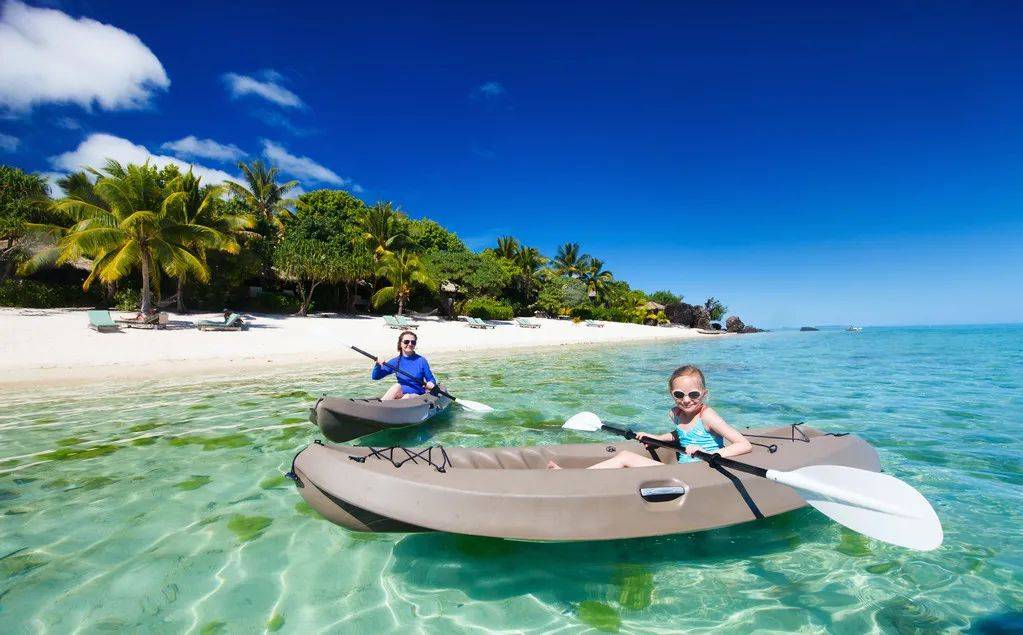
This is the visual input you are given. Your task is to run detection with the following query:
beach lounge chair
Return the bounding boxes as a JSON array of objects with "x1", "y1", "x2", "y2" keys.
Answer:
[
  {"x1": 88, "y1": 310, "x2": 119, "y2": 333},
  {"x1": 395, "y1": 315, "x2": 420, "y2": 329},
  {"x1": 383, "y1": 315, "x2": 407, "y2": 329},
  {"x1": 465, "y1": 317, "x2": 489, "y2": 329},
  {"x1": 477, "y1": 317, "x2": 496, "y2": 329},
  {"x1": 585, "y1": 319, "x2": 605, "y2": 328},
  {"x1": 197, "y1": 313, "x2": 243, "y2": 332},
  {"x1": 515, "y1": 317, "x2": 541, "y2": 329}
]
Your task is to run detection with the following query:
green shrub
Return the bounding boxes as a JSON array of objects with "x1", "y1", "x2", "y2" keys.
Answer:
[
  {"x1": 0, "y1": 279, "x2": 86, "y2": 308},
  {"x1": 113, "y1": 288, "x2": 140, "y2": 311},
  {"x1": 569, "y1": 306, "x2": 594, "y2": 320},
  {"x1": 251, "y1": 292, "x2": 303, "y2": 314},
  {"x1": 591, "y1": 307, "x2": 644, "y2": 324},
  {"x1": 463, "y1": 297, "x2": 514, "y2": 320}
]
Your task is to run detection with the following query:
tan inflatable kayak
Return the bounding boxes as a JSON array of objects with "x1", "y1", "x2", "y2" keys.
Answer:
[
  {"x1": 288, "y1": 425, "x2": 880, "y2": 541},
  {"x1": 309, "y1": 392, "x2": 452, "y2": 442}
]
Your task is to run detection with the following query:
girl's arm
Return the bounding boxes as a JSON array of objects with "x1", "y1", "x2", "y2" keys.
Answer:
[
  {"x1": 635, "y1": 410, "x2": 678, "y2": 443},
  {"x1": 701, "y1": 407, "x2": 753, "y2": 458}
]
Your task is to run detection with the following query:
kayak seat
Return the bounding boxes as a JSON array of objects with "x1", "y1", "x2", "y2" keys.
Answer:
[{"x1": 452, "y1": 448, "x2": 550, "y2": 469}]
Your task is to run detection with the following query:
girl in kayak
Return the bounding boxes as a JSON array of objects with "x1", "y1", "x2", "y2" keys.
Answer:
[
  {"x1": 373, "y1": 330, "x2": 438, "y2": 400},
  {"x1": 548, "y1": 365, "x2": 751, "y2": 469}
]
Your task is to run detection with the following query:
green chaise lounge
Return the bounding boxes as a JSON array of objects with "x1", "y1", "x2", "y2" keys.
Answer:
[
  {"x1": 384, "y1": 315, "x2": 416, "y2": 329},
  {"x1": 395, "y1": 315, "x2": 420, "y2": 329},
  {"x1": 472, "y1": 317, "x2": 496, "y2": 329},
  {"x1": 197, "y1": 313, "x2": 243, "y2": 331},
  {"x1": 88, "y1": 310, "x2": 119, "y2": 333},
  {"x1": 515, "y1": 317, "x2": 541, "y2": 329},
  {"x1": 585, "y1": 319, "x2": 605, "y2": 328}
]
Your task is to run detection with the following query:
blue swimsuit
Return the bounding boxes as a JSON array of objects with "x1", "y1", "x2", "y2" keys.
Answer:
[{"x1": 672, "y1": 408, "x2": 724, "y2": 464}]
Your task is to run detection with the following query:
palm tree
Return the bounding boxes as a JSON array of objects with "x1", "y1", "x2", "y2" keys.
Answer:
[
  {"x1": 224, "y1": 160, "x2": 298, "y2": 235},
  {"x1": 371, "y1": 250, "x2": 434, "y2": 315},
  {"x1": 581, "y1": 258, "x2": 613, "y2": 303},
  {"x1": 164, "y1": 171, "x2": 256, "y2": 311},
  {"x1": 553, "y1": 242, "x2": 590, "y2": 278},
  {"x1": 52, "y1": 160, "x2": 219, "y2": 314},
  {"x1": 494, "y1": 236, "x2": 519, "y2": 259},
  {"x1": 361, "y1": 202, "x2": 403, "y2": 261},
  {"x1": 515, "y1": 246, "x2": 547, "y2": 302}
]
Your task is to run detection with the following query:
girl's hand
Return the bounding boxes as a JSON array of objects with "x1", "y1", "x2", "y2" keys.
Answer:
[
  {"x1": 684, "y1": 444, "x2": 702, "y2": 456},
  {"x1": 425, "y1": 381, "x2": 436, "y2": 390},
  {"x1": 376, "y1": 357, "x2": 385, "y2": 366}
]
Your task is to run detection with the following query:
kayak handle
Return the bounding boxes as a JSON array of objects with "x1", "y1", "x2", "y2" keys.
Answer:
[{"x1": 350, "y1": 345, "x2": 457, "y2": 402}]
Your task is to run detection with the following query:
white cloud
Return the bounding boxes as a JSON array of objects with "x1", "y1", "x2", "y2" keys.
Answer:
[
  {"x1": 223, "y1": 72, "x2": 303, "y2": 108},
  {"x1": 39, "y1": 171, "x2": 65, "y2": 195},
  {"x1": 50, "y1": 133, "x2": 236, "y2": 185},
  {"x1": 261, "y1": 139, "x2": 344, "y2": 185},
  {"x1": 161, "y1": 135, "x2": 245, "y2": 162},
  {"x1": 0, "y1": 1, "x2": 169, "y2": 113},
  {"x1": 471, "y1": 81, "x2": 506, "y2": 100},
  {"x1": 0, "y1": 131, "x2": 17, "y2": 151}
]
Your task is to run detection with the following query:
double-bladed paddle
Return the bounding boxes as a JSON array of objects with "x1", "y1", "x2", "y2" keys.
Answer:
[
  {"x1": 562, "y1": 411, "x2": 943, "y2": 551},
  {"x1": 347, "y1": 345, "x2": 494, "y2": 413}
]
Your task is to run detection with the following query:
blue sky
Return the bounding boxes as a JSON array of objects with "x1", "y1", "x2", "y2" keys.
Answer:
[{"x1": 2, "y1": 0, "x2": 1021, "y2": 327}]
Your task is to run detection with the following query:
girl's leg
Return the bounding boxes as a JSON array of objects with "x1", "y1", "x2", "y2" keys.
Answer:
[
  {"x1": 547, "y1": 450, "x2": 662, "y2": 470},
  {"x1": 381, "y1": 384, "x2": 404, "y2": 400},
  {"x1": 588, "y1": 450, "x2": 662, "y2": 469}
]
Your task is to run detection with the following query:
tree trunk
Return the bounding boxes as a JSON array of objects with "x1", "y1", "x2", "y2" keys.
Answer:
[
  {"x1": 397, "y1": 295, "x2": 404, "y2": 316},
  {"x1": 140, "y1": 252, "x2": 153, "y2": 314},
  {"x1": 176, "y1": 275, "x2": 186, "y2": 312},
  {"x1": 300, "y1": 280, "x2": 319, "y2": 316}
]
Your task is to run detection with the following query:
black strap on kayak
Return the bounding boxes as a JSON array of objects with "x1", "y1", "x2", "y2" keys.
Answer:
[
  {"x1": 705, "y1": 456, "x2": 765, "y2": 520},
  {"x1": 349, "y1": 445, "x2": 452, "y2": 473}
]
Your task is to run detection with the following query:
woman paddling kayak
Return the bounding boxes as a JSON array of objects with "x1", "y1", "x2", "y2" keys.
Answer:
[{"x1": 373, "y1": 330, "x2": 438, "y2": 400}]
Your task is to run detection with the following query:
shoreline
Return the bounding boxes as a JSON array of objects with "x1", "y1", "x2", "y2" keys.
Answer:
[{"x1": 0, "y1": 308, "x2": 731, "y2": 390}]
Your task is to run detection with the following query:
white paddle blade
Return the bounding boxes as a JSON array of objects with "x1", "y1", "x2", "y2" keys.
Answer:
[
  {"x1": 769, "y1": 465, "x2": 943, "y2": 551},
  {"x1": 455, "y1": 399, "x2": 493, "y2": 413},
  {"x1": 562, "y1": 411, "x2": 604, "y2": 432}
]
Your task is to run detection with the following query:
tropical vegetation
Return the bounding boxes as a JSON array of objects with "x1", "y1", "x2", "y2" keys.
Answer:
[{"x1": 0, "y1": 160, "x2": 734, "y2": 326}]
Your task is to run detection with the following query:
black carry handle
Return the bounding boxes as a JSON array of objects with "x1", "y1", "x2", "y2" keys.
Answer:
[
  {"x1": 350, "y1": 345, "x2": 457, "y2": 402},
  {"x1": 599, "y1": 422, "x2": 768, "y2": 478}
]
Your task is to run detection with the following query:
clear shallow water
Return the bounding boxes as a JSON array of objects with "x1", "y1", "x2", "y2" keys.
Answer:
[{"x1": 2, "y1": 325, "x2": 1022, "y2": 633}]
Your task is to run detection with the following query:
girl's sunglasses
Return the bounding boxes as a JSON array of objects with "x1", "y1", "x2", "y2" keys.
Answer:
[
  {"x1": 401, "y1": 339, "x2": 417, "y2": 346},
  {"x1": 671, "y1": 390, "x2": 703, "y2": 400}
]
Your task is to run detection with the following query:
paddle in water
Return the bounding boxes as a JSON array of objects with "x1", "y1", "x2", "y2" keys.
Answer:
[
  {"x1": 347, "y1": 344, "x2": 494, "y2": 413},
  {"x1": 562, "y1": 411, "x2": 943, "y2": 551}
]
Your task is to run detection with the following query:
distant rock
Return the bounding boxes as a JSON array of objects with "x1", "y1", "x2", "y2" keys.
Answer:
[
  {"x1": 710, "y1": 322, "x2": 721, "y2": 330},
  {"x1": 726, "y1": 316, "x2": 745, "y2": 333},
  {"x1": 800, "y1": 326, "x2": 819, "y2": 332},
  {"x1": 665, "y1": 302, "x2": 711, "y2": 329}
]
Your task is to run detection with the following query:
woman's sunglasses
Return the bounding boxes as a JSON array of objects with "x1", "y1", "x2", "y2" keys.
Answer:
[
  {"x1": 401, "y1": 339, "x2": 417, "y2": 346},
  {"x1": 671, "y1": 390, "x2": 703, "y2": 400}
]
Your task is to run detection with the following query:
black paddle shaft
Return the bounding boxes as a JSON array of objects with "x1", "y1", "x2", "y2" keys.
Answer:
[
  {"x1": 600, "y1": 423, "x2": 768, "y2": 478},
  {"x1": 350, "y1": 345, "x2": 457, "y2": 402}
]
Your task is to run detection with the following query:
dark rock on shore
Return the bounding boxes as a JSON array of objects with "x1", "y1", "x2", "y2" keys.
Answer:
[
  {"x1": 800, "y1": 326, "x2": 819, "y2": 332},
  {"x1": 726, "y1": 316, "x2": 745, "y2": 333},
  {"x1": 664, "y1": 302, "x2": 710, "y2": 329}
]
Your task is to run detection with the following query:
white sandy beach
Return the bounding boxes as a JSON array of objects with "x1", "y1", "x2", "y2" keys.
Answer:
[{"x1": 0, "y1": 308, "x2": 725, "y2": 388}]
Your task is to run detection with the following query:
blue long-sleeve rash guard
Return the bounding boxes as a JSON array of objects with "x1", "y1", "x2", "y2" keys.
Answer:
[{"x1": 371, "y1": 353, "x2": 436, "y2": 395}]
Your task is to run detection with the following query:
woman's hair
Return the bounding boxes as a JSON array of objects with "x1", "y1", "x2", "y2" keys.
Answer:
[
  {"x1": 668, "y1": 365, "x2": 706, "y2": 389},
  {"x1": 396, "y1": 330, "x2": 418, "y2": 354}
]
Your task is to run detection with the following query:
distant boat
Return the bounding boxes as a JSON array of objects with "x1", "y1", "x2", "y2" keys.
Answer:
[
  {"x1": 847, "y1": 326, "x2": 863, "y2": 332},
  {"x1": 800, "y1": 326, "x2": 819, "y2": 332}
]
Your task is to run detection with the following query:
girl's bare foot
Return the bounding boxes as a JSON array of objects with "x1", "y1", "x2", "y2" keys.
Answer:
[{"x1": 546, "y1": 460, "x2": 562, "y2": 470}]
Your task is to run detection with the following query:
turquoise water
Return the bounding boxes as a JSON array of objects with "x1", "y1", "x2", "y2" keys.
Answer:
[{"x1": 2, "y1": 325, "x2": 1022, "y2": 633}]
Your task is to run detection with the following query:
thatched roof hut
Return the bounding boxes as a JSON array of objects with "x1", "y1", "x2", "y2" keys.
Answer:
[{"x1": 642, "y1": 301, "x2": 666, "y2": 312}]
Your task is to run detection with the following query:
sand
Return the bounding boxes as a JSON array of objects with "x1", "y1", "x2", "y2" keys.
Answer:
[{"x1": 0, "y1": 308, "x2": 727, "y2": 389}]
